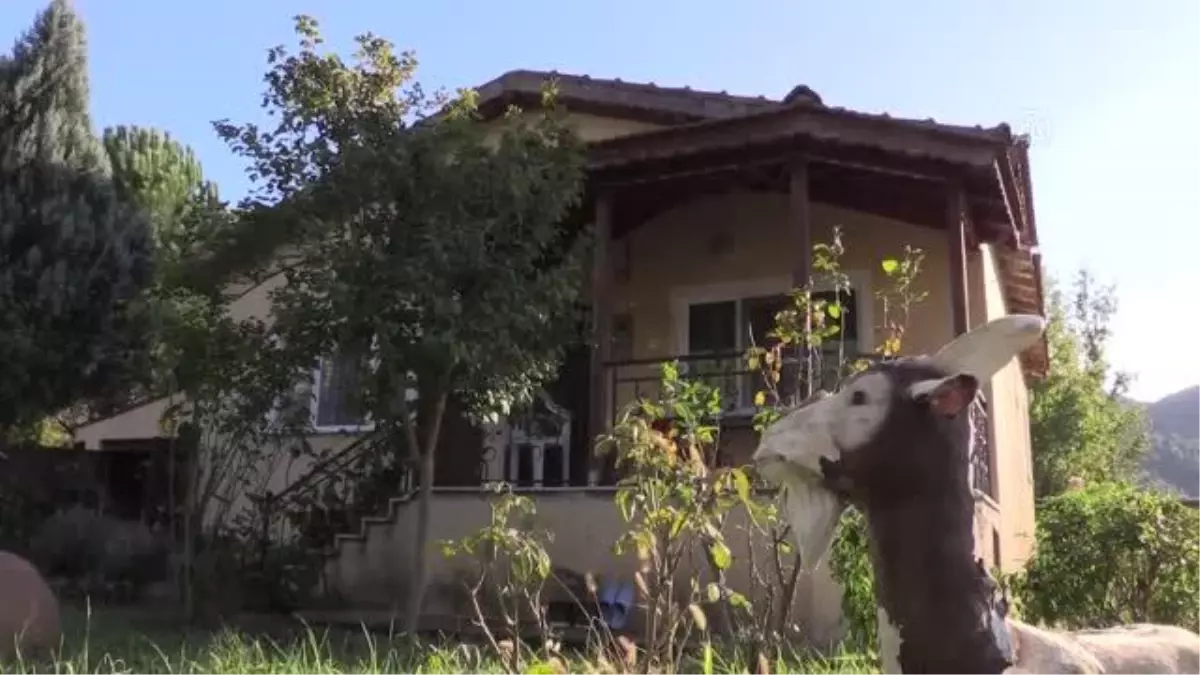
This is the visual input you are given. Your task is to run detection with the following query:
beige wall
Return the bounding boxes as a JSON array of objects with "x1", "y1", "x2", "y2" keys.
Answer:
[
  {"x1": 613, "y1": 193, "x2": 957, "y2": 357},
  {"x1": 74, "y1": 397, "x2": 175, "y2": 450},
  {"x1": 322, "y1": 488, "x2": 847, "y2": 646},
  {"x1": 199, "y1": 433, "x2": 359, "y2": 531},
  {"x1": 606, "y1": 191, "x2": 957, "y2": 418},
  {"x1": 73, "y1": 392, "x2": 361, "y2": 529},
  {"x1": 72, "y1": 268, "x2": 325, "y2": 527},
  {"x1": 482, "y1": 110, "x2": 664, "y2": 148},
  {"x1": 564, "y1": 111, "x2": 664, "y2": 143},
  {"x1": 976, "y1": 244, "x2": 1037, "y2": 570}
]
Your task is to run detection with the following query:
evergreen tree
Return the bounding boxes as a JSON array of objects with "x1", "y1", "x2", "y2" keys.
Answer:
[
  {"x1": 0, "y1": 0, "x2": 154, "y2": 434},
  {"x1": 102, "y1": 125, "x2": 220, "y2": 271}
]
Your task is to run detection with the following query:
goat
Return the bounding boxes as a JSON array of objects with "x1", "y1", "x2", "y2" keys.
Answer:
[{"x1": 751, "y1": 315, "x2": 1200, "y2": 674}]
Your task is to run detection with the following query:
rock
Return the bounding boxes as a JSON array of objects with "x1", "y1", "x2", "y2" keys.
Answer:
[{"x1": 0, "y1": 550, "x2": 61, "y2": 662}]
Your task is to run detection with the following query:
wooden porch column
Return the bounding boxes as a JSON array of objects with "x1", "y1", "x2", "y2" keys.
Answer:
[
  {"x1": 789, "y1": 159, "x2": 813, "y2": 287},
  {"x1": 789, "y1": 159, "x2": 815, "y2": 395},
  {"x1": 587, "y1": 190, "x2": 613, "y2": 484},
  {"x1": 946, "y1": 184, "x2": 970, "y2": 336}
]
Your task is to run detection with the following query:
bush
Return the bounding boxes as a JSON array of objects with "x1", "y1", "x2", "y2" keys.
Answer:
[
  {"x1": 1012, "y1": 482, "x2": 1199, "y2": 630},
  {"x1": 28, "y1": 506, "x2": 168, "y2": 594},
  {"x1": 829, "y1": 509, "x2": 875, "y2": 649}
]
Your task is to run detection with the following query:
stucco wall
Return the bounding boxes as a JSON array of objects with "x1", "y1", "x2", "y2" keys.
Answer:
[
  {"x1": 977, "y1": 244, "x2": 1037, "y2": 570},
  {"x1": 605, "y1": 191, "x2": 956, "y2": 418},
  {"x1": 323, "y1": 488, "x2": 847, "y2": 646}
]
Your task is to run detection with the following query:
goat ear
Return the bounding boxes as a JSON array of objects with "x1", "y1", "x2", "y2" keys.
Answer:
[
  {"x1": 930, "y1": 315, "x2": 1046, "y2": 381},
  {"x1": 909, "y1": 374, "x2": 978, "y2": 417}
]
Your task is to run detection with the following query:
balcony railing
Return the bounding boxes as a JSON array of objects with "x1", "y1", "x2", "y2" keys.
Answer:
[
  {"x1": 969, "y1": 398, "x2": 993, "y2": 499},
  {"x1": 603, "y1": 351, "x2": 995, "y2": 499},
  {"x1": 603, "y1": 350, "x2": 865, "y2": 426}
]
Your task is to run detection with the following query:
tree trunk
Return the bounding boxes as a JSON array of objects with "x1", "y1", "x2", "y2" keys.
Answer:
[
  {"x1": 402, "y1": 385, "x2": 449, "y2": 633},
  {"x1": 404, "y1": 447, "x2": 437, "y2": 632},
  {"x1": 180, "y1": 423, "x2": 199, "y2": 622}
]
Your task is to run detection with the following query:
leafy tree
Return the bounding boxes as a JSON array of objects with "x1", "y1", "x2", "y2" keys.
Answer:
[
  {"x1": 215, "y1": 16, "x2": 588, "y2": 628},
  {"x1": 0, "y1": 0, "x2": 154, "y2": 435},
  {"x1": 155, "y1": 284, "x2": 314, "y2": 619},
  {"x1": 1029, "y1": 269, "x2": 1151, "y2": 499},
  {"x1": 1011, "y1": 482, "x2": 1199, "y2": 630}
]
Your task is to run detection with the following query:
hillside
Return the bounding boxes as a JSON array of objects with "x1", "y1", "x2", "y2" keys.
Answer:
[{"x1": 1141, "y1": 385, "x2": 1199, "y2": 497}]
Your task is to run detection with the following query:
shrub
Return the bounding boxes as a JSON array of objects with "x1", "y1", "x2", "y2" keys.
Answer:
[
  {"x1": 1012, "y1": 482, "x2": 1199, "y2": 630},
  {"x1": 29, "y1": 506, "x2": 108, "y2": 578},
  {"x1": 829, "y1": 509, "x2": 875, "y2": 649},
  {"x1": 28, "y1": 506, "x2": 168, "y2": 598}
]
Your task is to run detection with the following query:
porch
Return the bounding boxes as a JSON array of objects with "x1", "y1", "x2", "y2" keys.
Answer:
[
  {"x1": 475, "y1": 109, "x2": 1031, "y2": 494},
  {"x1": 480, "y1": 349, "x2": 996, "y2": 498}
]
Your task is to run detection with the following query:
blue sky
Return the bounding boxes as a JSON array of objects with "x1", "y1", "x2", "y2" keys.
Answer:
[{"x1": 4, "y1": 0, "x2": 1197, "y2": 401}]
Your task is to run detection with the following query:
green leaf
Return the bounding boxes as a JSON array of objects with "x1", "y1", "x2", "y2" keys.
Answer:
[
  {"x1": 727, "y1": 591, "x2": 752, "y2": 611},
  {"x1": 733, "y1": 469, "x2": 752, "y2": 503},
  {"x1": 710, "y1": 541, "x2": 732, "y2": 570},
  {"x1": 753, "y1": 390, "x2": 766, "y2": 407},
  {"x1": 881, "y1": 259, "x2": 899, "y2": 275},
  {"x1": 827, "y1": 304, "x2": 842, "y2": 319},
  {"x1": 706, "y1": 582, "x2": 721, "y2": 603}
]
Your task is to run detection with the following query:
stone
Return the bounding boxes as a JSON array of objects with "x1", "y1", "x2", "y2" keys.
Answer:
[{"x1": 0, "y1": 550, "x2": 61, "y2": 662}]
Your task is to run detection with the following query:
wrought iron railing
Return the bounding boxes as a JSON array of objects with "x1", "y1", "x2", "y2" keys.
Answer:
[
  {"x1": 969, "y1": 398, "x2": 994, "y2": 499},
  {"x1": 260, "y1": 429, "x2": 414, "y2": 552},
  {"x1": 603, "y1": 349, "x2": 867, "y2": 426},
  {"x1": 603, "y1": 350, "x2": 995, "y2": 497}
]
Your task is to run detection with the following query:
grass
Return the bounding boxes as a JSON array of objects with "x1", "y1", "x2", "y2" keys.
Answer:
[{"x1": 1, "y1": 605, "x2": 879, "y2": 674}]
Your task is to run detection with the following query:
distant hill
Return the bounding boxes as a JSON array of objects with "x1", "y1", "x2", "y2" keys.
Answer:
[{"x1": 1141, "y1": 386, "x2": 1199, "y2": 498}]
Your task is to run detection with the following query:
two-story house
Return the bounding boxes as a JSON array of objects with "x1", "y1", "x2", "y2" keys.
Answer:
[{"x1": 72, "y1": 70, "x2": 1047, "y2": 642}]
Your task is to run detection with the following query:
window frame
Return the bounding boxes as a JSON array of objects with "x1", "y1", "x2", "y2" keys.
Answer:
[
  {"x1": 308, "y1": 335, "x2": 425, "y2": 435},
  {"x1": 670, "y1": 272, "x2": 873, "y2": 358},
  {"x1": 669, "y1": 273, "x2": 873, "y2": 412},
  {"x1": 310, "y1": 347, "x2": 377, "y2": 434}
]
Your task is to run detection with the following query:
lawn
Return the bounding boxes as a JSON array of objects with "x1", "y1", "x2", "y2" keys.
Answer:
[{"x1": 1, "y1": 605, "x2": 879, "y2": 674}]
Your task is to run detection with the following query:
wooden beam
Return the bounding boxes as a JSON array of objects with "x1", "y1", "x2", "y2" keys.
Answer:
[
  {"x1": 789, "y1": 159, "x2": 813, "y2": 286},
  {"x1": 588, "y1": 102, "x2": 999, "y2": 173},
  {"x1": 587, "y1": 191, "x2": 614, "y2": 485},
  {"x1": 789, "y1": 159, "x2": 816, "y2": 396},
  {"x1": 947, "y1": 184, "x2": 970, "y2": 336}
]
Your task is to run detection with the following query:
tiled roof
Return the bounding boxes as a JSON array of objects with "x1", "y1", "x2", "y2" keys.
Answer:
[
  {"x1": 474, "y1": 69, "x2": 793, "y2": 122},
  {"x1": 474, "y1": 69, "x2": 1014, "y2": 144}
]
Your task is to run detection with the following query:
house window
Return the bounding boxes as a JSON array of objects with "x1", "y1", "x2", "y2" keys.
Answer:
[
  {"x1": 312, "y1": 346, "x2": 373, "y2": 432},
  {"x1": 687, "y1": 290, "x2": 859, "y2": 355},
  {"x1": 683, "y1": 289, "x2": 861, "y2": 409}
]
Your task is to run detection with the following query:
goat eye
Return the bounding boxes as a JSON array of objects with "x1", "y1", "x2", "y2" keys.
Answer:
[{"x1": 850, "y1": 390, "x2": 867, "y2": 406}]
